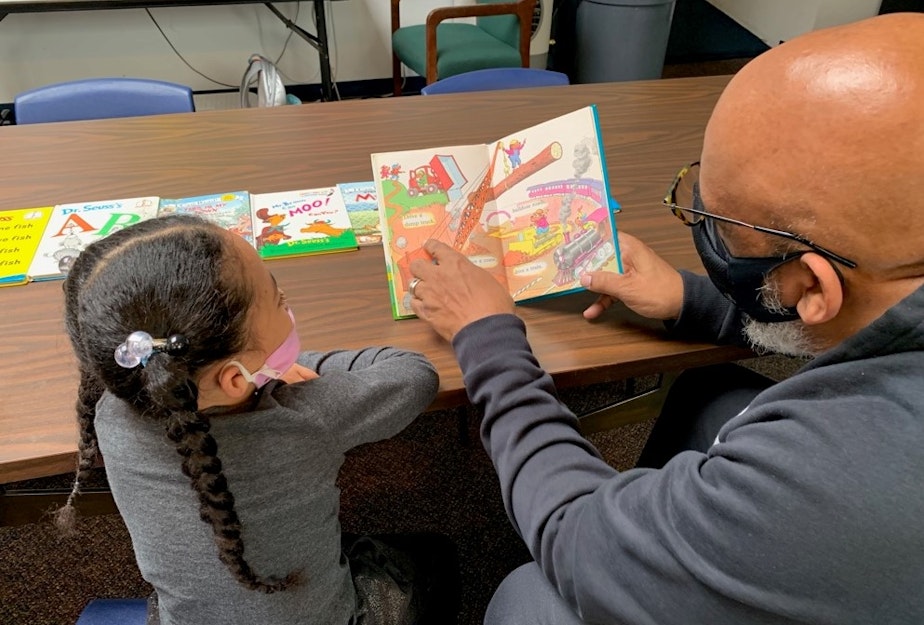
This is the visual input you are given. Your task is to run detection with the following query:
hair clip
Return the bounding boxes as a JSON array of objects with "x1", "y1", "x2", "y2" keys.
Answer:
[{"x1": 114, "y1": 331, "x2": 190, "y2": 369}]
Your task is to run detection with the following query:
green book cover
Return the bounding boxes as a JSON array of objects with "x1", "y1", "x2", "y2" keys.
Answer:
[{"x1": 251, "y1": 187, "x2": 358, "y2": 259}]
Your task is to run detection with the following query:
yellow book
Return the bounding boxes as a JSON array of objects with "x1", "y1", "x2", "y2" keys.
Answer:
[{"x1": 0, "y1": 207, "x2": 54, "y2": 287}]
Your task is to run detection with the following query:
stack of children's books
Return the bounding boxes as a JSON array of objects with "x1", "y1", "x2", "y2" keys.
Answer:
[{"x1": 0, "y1": 184, "x2": 381, "y2": 287}]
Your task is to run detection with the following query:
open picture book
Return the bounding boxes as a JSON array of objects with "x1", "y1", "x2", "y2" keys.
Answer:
[{"x1": 371, "y1": 105, "x2": 622, "y2": 320}]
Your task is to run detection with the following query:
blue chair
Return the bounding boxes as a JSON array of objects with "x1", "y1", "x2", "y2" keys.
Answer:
[
  {"x1": 420, "y1": 67, "x2": 569, "y2": 95},
  {"x1": 75, "y1": 598, "x2": 148, "y2": 625},
  {"x1": 14, "y1": 77, "x2": 194, "y2": 124}
]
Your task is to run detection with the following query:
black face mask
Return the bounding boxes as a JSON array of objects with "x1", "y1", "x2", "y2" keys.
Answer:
[{"x1": 690, "y1": 206, "x2": 804, "y2": 323}]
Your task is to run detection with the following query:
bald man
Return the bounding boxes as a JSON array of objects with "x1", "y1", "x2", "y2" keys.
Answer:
[{"x1": 407, "y1": 12, "x2": 924, "y2": 625}]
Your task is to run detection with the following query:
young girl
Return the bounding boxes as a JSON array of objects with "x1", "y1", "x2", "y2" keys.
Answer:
[{"x1": 59, "y1": 214, "x2": 441, "y2": 624}]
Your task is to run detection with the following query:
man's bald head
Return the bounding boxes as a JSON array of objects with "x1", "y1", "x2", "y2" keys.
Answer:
[{"x1": 700, "y1": 12, "x2": 924, "y2": 278}]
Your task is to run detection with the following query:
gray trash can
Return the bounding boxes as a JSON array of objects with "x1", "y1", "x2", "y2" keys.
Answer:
[{"x1": 575, "y1": 0, "x2": 676, "y2": 83}]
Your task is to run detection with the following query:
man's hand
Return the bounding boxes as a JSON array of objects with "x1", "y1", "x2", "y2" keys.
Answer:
[
  {"x1": 581, "y1": 232, "x2": 685, "y2": 321},
  {"x1": 409, "y1": 239, "x2": 515, "y2": 341}
]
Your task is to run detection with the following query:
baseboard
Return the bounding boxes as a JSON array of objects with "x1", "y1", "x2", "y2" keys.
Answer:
[
  {"x1": 0, "y1": 487, "x2": 117, "y2": 526},
  {"x1": 198, "y1": 76, "x2": 428, "y2": 110},
  {"x1": 287, "y1": 76, "x2": 427, "y2": 101}
]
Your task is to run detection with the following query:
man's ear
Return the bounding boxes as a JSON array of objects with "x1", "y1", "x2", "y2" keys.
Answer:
[{"x1": 795, "y1": 253, "x2": 844, "y2": 325}]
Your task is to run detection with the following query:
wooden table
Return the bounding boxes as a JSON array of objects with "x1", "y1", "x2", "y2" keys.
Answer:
[{"x1": 0, "y1": 76, "x2": 751, "y2": 484}]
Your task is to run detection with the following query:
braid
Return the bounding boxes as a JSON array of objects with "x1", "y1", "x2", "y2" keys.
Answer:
[
  {"x1": 53, "y1": 368, "x2": 106, "y2": 536},
  {"x1": 164, "y1": 408, "x2": 299, "y2": 593}
]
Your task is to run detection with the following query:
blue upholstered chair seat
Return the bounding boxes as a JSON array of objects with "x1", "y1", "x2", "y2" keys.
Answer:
[
  {"x1": 392, "y1": 23, "x2": 524, "y2": 80},
  {"x1": 75, "y1": 598, "x2": 148, "y2": 625},
  {"x1": 420, "y1": 67, "x2": 570, "y2": 95}
]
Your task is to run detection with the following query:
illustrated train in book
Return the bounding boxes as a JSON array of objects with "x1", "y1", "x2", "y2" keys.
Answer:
[{"x1": 372, "y1": 106, "x2": 622, "y2": 319}]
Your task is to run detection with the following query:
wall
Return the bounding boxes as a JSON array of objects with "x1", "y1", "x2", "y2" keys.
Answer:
[
  {"x1": 0, "y1": 0, "x2": 441, "y2": 101},
  {"x1": 707, "y1": 0, "x2": 882, "y2": 45}
]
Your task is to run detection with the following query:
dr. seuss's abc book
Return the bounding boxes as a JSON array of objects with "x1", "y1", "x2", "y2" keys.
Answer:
[{"x1": 28, "y1": 197, "x2": 160, "y2": 282}]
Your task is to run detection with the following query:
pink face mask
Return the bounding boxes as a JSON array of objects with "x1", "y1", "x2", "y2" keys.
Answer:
[{"x1": 229, "y1": 308, "x2": 301, "y2": 388}]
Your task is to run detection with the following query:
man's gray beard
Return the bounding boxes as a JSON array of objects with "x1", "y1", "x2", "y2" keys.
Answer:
[{"x1": 742, "y1": 279, "x2": 820, "y2": 358}]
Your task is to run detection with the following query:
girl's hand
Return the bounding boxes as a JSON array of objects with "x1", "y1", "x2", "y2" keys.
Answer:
[{"x1": 281, "y1": 363, "x2": 319, "y2": 384}]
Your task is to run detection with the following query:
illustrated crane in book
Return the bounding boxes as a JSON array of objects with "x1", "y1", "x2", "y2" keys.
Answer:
[{"x1": 449, "y1": 140, "x2": 562, "y2": 252}]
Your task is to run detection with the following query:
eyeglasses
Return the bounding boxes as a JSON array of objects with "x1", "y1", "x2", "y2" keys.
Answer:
[{"x1": 663, "y1": 162, "x2": 857, "y2": 269}]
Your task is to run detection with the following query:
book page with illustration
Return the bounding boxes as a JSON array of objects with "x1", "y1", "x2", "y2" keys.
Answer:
[{"x1": 372, "y1": 106, "x2": 621, "y2": 319}]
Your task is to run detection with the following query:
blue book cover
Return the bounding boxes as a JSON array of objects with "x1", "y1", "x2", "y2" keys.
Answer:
[
  {"x1": 158, "y1": 191, "x2": 253, "y2": 246},
  {"x1": 337, "y1": 181, "x2": 382, "y2": 246}
]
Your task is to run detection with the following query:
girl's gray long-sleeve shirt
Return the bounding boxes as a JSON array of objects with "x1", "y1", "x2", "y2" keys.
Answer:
[{"x1": 96, "y1": 347, "x2": 438, "y2": 625}]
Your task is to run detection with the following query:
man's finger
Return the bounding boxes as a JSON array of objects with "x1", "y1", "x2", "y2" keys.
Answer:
[
  {"x1": 409, "y1": 297, "x2": 430, "y2": 322},
  {"x1": 580, "y1": 270, "x2": 627, "y2": 296},
  {"x1": 409, "y1": 257, "x2": 434, "y2": 280},
  {"x1": 423, "y1": 238, "x2": 456, "y2": 262},
  {"x1": 409, "y1": 247, "x2": 441, "y2": 280},
  {"x1": 583, "y1": 295, "x2": 614, "y2": 320}
]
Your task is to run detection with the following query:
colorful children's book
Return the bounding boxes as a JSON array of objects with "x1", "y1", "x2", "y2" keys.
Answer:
[
  {"x1": 0, "y1": 206, "x2": 54, "y2": 287},
  {"x1": 337, "y1": 181, "x2": 382, "y2": 246},
  {"x1": 371, "y1": 105, "x2": 622, "y2": 319},
  {"x1": 157, "y1": 191, "x2": 254, "y2": 246},
  {"x1": 250, "y1": 187, "x2": 358, "y2": 259},
  {"x1": 28, "y1": 197, "x2": 160, "y2": 282}
]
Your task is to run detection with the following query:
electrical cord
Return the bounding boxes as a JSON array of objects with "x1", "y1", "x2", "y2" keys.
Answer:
[
  {"x1": 146, "y1": 3, "x2": 311, "y2": 90},
  {"x1": 145, "y1": 8, "x2": 238, "y2": 88},
  {"x1": 270, "y1": 0, "x2": 335, "y2": 93},
  {"x1": 327, "y1": 0, "x2": 341, "y2": 98},
  {"x1": 273, "y1": 2, "x2": 299, "y2": 65}
]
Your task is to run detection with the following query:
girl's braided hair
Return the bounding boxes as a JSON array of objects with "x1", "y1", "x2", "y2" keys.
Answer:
[{"x1": 59, "y1": 214, "x2": 298, "y2": 593}]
